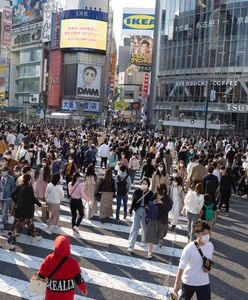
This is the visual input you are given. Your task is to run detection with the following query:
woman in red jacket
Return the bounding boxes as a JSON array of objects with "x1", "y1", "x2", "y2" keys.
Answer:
[{"x1": 38, "y1": 235, "x2": 87, "y2": 299}]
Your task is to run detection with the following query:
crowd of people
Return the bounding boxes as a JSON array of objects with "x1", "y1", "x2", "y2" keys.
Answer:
[{"x1": 0, "y1": 121, "x2": 247, "y2": 299}]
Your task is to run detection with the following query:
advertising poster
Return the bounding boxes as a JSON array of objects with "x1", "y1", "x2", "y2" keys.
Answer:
[
  {"x1": 42, "y1": 0, "x2": 53, "y2": 42},
  {"x1": 60, "y1": 19, "x2": 107, "y2": 52},
  {"x1": 12, "y1": 0, "x2": 46, "y2": 28},
  {"x1": 1, "y1": 8, "x2": 12, "y2": 47},
  {"x1": 77, "y1": 64, "x2": 101, "y2": 99},
  {"x1": 130, "y1": 36, "x2": 153, "y2": 66}
]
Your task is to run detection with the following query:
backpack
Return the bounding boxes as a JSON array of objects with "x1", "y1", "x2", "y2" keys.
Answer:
[
  {"x1": 19, "y1": 151, "x2": 27, "y2": 162},
  {"x1": 204, "y1": 203, "x2": 214, "y2": 221},
  {"x1": 117, "y1": 175, "x2": 128, "y2": 196}
]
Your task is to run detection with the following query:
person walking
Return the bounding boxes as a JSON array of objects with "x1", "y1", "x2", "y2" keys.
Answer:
[
  {"x1": 128, "y1": 152, "x2": 140, "y2": 186},
  {"x1": 128, "y1": 178, "x2": 153, "y2": 252},
  {"x1": 115, "y1": 165, "x2": 131, "y2": 224},
  {"x1": 202, "y1": 165, "x2": 219, "y2": 203},
  {"x1": 98, "y1": 139, "x2": 110, "y2": 169},
  {"x1": 173, "y1": 221, "x2": 214, "y2": 300},
  {"x1": 98, "y1": 168, "x2": 115, "y2": 223},
  {"x1": 68, "y1": 172, "x2": 88, "y2": 234},
  {"x1": 0, "y1": 166, "x2": 15, "y2": 225},
  {"x1": 141, "y1": 158, "x2": 155, "y2": 180},
  {"x1": 83, "y1": 164, "x2": 98, "y2": 219},
  {"x1": 145, "y1": 184, "x2": 173, "y2": 258},
  {"x1": 201, "y1": 194, "x2": 217, "y2": 231},
  {"x1": 218, "y1": 167, "x2": 236, "y2": 216},
  {"x1": 45, "y1": 173, "x2": 64, "y2": 235},
  {"x1": 64, "y1": 156, "x2": 77, "y2": 196},
  {"x1": 151, "y1": 162, "x2": 170, "y2": 193},
  {"x1": 34, "y1": 158, "x2": 51, "y2": 202},
  {"x1": 5, "y1": 174, "x2": 42, "y2": 250},
  {"x1": 169, "y1": 176, "x2": 184, "y2": 228},
  {"x1": 37, "y1": 235, "x2": 88, "y2": 299},
  {"x1": 184, "y1": 183, "x2": 204, "y2": 242}
]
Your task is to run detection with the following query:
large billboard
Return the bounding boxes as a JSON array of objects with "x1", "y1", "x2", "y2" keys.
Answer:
[
  {"x1": 66, "y1": 0, "x2": 109, "y2": 14},
  {"x1": 60, "y1": 19, "x2": 107, "y2": 52},
  {"x1": 130, "y1": 36, "x2": 153, "y2": 66},
  {"x1": 77, "y1": 64, "x2": 101, "y2": 99},
  {"x1": 122, "y1": 8, "x2": 155, "y2": 36},
  {"x1": 1, "y1": 8, "x2": 12, "y2": 47},
  {"x1": 12, "y1": 0, "x2": 46, "y2": 28}
]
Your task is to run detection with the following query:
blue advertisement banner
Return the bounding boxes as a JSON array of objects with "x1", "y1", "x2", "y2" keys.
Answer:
[{"x1": 63, "y1": 9, "x2": 108, "y2": 22}]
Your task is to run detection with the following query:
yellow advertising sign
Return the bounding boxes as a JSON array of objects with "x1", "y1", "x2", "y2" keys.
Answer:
[
  {"x1": 60, "y1": 19, "x2": 107, "y2": 51},
  {"x1": 0, "y1": 65, "x2": 7, "y2": 74},
  {"x1": 114, "y1": 101, "x2": 129, "y2": 111}
]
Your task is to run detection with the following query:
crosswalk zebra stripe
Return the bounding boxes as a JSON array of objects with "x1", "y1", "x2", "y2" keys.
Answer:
[
  {"x1": 0, "y1": 247, "x2": 172, "y2": 299},
  {"x1": 0, "y1": 274, "x2": 95, "y2": 300},
  {"x1": 35, "y1": 209, "x2": 188, "y2": 244},
  {"x1": 32, "y1": 221, "x2": 183, "y2": 257}
]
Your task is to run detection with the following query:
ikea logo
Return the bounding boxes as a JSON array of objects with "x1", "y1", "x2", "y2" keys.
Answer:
[{"x1": 123, "y1": 14, "x2": 155, "y2": 30}]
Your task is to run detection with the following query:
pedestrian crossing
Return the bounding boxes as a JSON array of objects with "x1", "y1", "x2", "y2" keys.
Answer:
[{"x1": 0, "y1": 165, "x2": 189, "y2": 300}]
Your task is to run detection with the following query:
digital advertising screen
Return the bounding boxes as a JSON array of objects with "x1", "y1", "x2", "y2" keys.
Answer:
[
  {"x1": 60, "y1": 19, "x2": 107, "y2": 52},
  {"x1": 130, "y1": 36, "x2": 153, "y2": 66}
]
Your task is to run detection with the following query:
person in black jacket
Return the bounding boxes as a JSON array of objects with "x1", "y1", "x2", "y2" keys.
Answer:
[
  {"x1": 5, "y1": 174, "x2": 42, "y2": 250},
  {"x1": 145, "y1": 183, "x2": 173, "y2": 259},
  {"x1": 127, "y1": 178, "x2": 153, "y2": 252},
  {"x1": 141, "y1": 158, "x2": 155, "y2": 179},
  {"x1": 202, "y1": 165, "x2": 219, "y2": 203},
  {"x1": 218, "y1": 167, "x2": 236, "y2": 215}
]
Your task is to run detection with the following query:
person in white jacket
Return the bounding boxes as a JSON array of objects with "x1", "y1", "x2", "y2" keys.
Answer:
[
  {"x1": 45, "y1": 173, "x2": 64, "y2": 235},
  {"x1": 128, "y1": 153, "x2": 140, "y2": 186},
  {"x1": 169, "y1": 176, "x2": 184, "y2": 228},
  {"x1": 98, "y1": 140, "x2": 109, "y2": 169},
  {"x1": 184, "y1": 183, "x2": 204, "y2": 242}
]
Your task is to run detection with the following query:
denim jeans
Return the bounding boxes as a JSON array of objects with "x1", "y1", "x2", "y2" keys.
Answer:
[
  {"x1": 116, "y1": 195, "x2": 128, "y2": 220},
  {"x1": 180, "y1": 283, "x2": 211, "y2": 300},
  {"x1": 0, "y1": 200, "x2": 12, "y2": 224},
  {"x1": 128, "y1": 207, "x2": 146, "y2": 249},
  {"x1": 187, "y1": 211, "x2": 199, "y2": 241}
]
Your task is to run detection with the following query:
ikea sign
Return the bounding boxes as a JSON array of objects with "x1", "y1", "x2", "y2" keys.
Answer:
[{"x1": 123, "y1": 14, "x2": 155, "y2": 30}]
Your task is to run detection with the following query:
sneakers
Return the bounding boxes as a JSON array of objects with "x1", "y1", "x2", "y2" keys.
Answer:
[
  {"x1": 45, "y1": 228, "x2": 52, "y2": 235},
  {"x1": 127, "y1": 247, "x2": 133, "y2": 252},
  {"x1": 33, "y1": 235, "x2": 42, "y2": 242},
  {"x1": 147, "y1": 252, "x2": 152, "y2": 259},
  {"x1": 3, "y1": 242, "x2": 15, "y2": 250},
  {"x1": 116, "y1": 219, "x2": 121, "y2": 225},
  {"x1": 73, "y1": 226, "x2": 80, "y2": 233},
  {"x1": 225, "y1": 213, "x2": 229, "y2": 216},
  {"x1": 140, "y1": 242, "x2": 146, "y2": 247}
]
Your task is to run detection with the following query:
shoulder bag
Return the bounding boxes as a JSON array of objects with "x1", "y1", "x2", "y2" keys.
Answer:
[
  {"x1": 28, "y1": 256, "x2": 68, "y2": 296},
  {"x1": 194, "y1": 241, "x2": 214, "y2": 273},
  {"x1": 69, "y1": 182, "x2": 80, "y2": 199}
]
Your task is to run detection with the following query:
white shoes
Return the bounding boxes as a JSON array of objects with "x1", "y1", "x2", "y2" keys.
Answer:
[
  {"x1": 127, "y1": 247, "x2": 133, "y2": 252},
  {"x1": 147, "y1": 252, "x2": 152, "y2": 259},
  {"x1": 33, "y1": 236, "x2": 42, "y2": 242},
  {"x1": 73, "y1": 226, "x2": 80, "y2": 233},
  {"x1": 45, "y1": 228, "x2": 52, "y2": 235}
]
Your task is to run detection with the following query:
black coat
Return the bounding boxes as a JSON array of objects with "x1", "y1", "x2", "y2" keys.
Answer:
[
  {"x1": 14, "y1": 185, "x2": 42, "y2": 219},
  {"x1": 129, "y1": 189, "x2": 154, "y2": 213},
  {"x1": 219, "y1": 174, "x2": 236, "y2": 195},
  {"x1": 99, "y1": 178, "x2": 115, "y2": 193}
]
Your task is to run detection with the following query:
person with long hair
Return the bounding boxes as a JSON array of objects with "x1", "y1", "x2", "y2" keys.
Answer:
[
  {"x1": 98, "y1": 168, "x2": 115, "y2": 223},
  {"x1": 64, "y1": 156, "x2": 78, "y2": 196},
  {"x1": 184, "y1": 183, "x2": 204, "y2": 242},
  {"x1": 169, "y1": 176, "x2": 184, "y2": 229},
  {"x1": 5, "y1": 174, "x2": 42, "y2": 250},
  {"x1": 83, "y1": 164, "x2": 98, "y2": 218},
  {"x1": 34, "y1": 158, "x2": 51, "y2": 202},
  {"x1": 68, "y1": 172, "x2": 88, "y2": 234},
  {"x1": 151, "y1": 162, "x2": 170, "y2": 193},
  {"x1": 45, "y1": 173, "x2": 64, "y2": 235}
]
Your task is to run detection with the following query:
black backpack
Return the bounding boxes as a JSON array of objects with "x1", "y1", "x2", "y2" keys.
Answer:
[{"x1": 117, "y1": 175, "x2": 129, "y2": 196}]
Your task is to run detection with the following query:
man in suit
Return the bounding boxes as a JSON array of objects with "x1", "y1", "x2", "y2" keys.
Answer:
[
  {"x1": 33, "y1": 144, "x2": 47, "y2": 169},
  {"x1": 187, "y1": 158, "x2": 207, "y2": 190}
]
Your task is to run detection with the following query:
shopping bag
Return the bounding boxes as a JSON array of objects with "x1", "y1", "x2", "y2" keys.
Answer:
[
  {"x1": 28, "y1": 274, "x2": 47, "y2": 296},
  {"x1": 41, "y1": 205, "x2": 49, "y2": 222}
]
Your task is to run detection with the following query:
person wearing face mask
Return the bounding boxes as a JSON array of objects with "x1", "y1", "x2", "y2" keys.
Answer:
[
  {"x1": 145, "y1": 184, "x2": 173, "y2": 258},
  {"x1": 34, "y1": 158, "x2": 51, "y2": 202},
  {"x1": 107, "y1": 148, "x2": 118, "y2": 174},
  {"x1": 3, "y1": 150, "x2": 20, "y2": 175},
  {"x1": 34, "y1": 144, "x2": 47, "y2": 169},
  {"x1": 0, "y1": 136, "x2": 8, "y2": 158},
  {"x1": 151, "y1": 163, "x2": 170, "y2": 193},
  {"x1": 64, "y1": 156, "x2": 78, "y2": 197},
  {"x1": 128, "y1": 153, "x2": 140, "y2": 187},
  {"x1": 173, "y1": 221, "x2": 214, "y2": 300},
  {"x1": 169, "y1": 176, "x2": 184, "y2": 229},
  {"x1": 0, "y1": 166, "x2": 15, "y2": 226},
  {"x1": 127, "y1": 178, "x2": 154, "y2": 252},
  {"x1": 52, "y1": 154, "x2": 65, "y2": 176}
]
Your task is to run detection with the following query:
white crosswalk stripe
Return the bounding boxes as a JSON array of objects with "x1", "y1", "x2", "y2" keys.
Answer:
[{"x1": 0, "y1": 165, "x2": 188, "y2": 300}]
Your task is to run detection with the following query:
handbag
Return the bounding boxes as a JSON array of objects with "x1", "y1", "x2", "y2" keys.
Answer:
[
  {"x1": 194, "y1": 241, "x2": 214, "y2": 273},
  {"x1": 41, "y1": 205, "x2": 49, "y2": 222},
  {"x1": 28, "y1": 256, "x2": 68, "y2": 296}
]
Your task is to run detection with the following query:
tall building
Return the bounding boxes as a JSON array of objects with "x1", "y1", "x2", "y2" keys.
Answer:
[{"x1": 151, "y1": 0, "x2": 248, "y2": 135}]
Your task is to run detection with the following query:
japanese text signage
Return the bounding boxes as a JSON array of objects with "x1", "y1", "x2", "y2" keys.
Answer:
[
  {"x1": 1, "y1": 8, "x2": 12, "y2": 47},
  {"x1": 42, "y1": 0, "x2": 53, "y2": 42}
]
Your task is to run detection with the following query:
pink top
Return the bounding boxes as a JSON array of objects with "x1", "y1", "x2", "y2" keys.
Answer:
[{"x1": 68, "y1": 181, "x2": 89, "y2": 201}]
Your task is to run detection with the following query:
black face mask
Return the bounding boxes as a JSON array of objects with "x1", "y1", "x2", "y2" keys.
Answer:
[{"x1": 158, "y1": 191, "x2": 164, "y2": 196}]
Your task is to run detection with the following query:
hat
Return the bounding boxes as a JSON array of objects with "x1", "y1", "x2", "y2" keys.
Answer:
[{"x1": 1, "y1": 166, "x2": 9, "y2": 172}]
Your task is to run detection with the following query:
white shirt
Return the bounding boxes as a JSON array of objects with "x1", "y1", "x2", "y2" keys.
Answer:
[
  {"x1": 213, "y1": 169, "x2": 220, "y2": 181},
  {"x1": 45, "y1": 183, "x2": 64, "y2": 204},
  {"x1": 98, "y1": 144, "x2": 109, "y2": 158},
  {"x1": 7, "y1": 133, "x2": 16, "y2": 145},
  {"x1": 184, "y1": 190, "x2": 204, "y2": 214},
  {"x1": 187, "y1": 162, "x2": 197, "y2": 175},
  {"x1": 179, "y1": 241, "x2": 214, "y2": 286}
]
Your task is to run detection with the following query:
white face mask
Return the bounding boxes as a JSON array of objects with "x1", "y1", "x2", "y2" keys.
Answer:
[
  {"x1": 158, "y1": 167, "x2": 163, "y2": 172},
  {"x1": 42, "y1": 163, "x2": 46, "y2": 167},
  {"x1": 172, "y1": 181, "x2": 177, "y2": 186},
  {"x1": 141, "y1": 184, "x2": 148, "y2": 191},
  {"x1": 1, "y1": 171, "x2": 8, "y2": 177},
  {"x1": 5, "y1": 156, "x2": 11, "y2": 160},
  {"x1": 201, "y1": 234, "x2": 210, "y2": 244},
  {"x1": 57, "y1": 158, "x2": 62, "y2": 162},
  {"x1": 69, "y1": 160, "x2": 73, "y2": 164}
]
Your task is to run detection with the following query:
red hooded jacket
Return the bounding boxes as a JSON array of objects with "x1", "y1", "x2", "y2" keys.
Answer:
[{"x1": 38, "y1": 235, "x2": 87, "y2": 300}]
